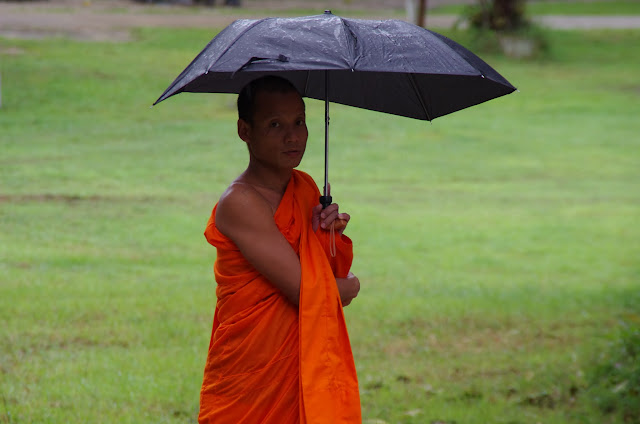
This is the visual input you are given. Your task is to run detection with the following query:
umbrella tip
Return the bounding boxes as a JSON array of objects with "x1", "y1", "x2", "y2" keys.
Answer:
[{"x1": 324, "y1": 10, "x2": 332, "y2": 14}]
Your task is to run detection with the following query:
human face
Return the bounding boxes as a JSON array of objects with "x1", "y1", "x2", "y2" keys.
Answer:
[{"x1": 238, "y1": 90, "x2": 308, "y2": 172}]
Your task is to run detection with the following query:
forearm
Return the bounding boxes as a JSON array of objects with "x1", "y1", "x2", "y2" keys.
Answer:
[{"x1": 238, "y1": 242, "x2": 302, "y2": 306}]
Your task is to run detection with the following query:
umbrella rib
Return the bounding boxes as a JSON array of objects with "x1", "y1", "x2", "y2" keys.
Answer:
[
  {"x1": 206, "y1": 18, "x2": 269, "y2": 74},
  {"x1": 408, "y1": 73, "x2": 431, "y2": 121},
  {"x1": 154, "y1": 18, "x2": 269, "y2": 105},
  {"x1": 373, "y1": 21, "x2": 418, "y2": 73},
  {"x1": 153, "y1": 35, "x2": 222, "y2": 105},
  {"x1": 426, "y1": 30, "x2": 488, "y2": 79},
  {"x1": 302, "y1": 71, "x2": 312, "y2": 97},
  {"x1": 337, "y1": 17, "x2": 358, "y2": 70},
  {"x1": 368, "y1": 23, "x2": 432, "y2": 120}
]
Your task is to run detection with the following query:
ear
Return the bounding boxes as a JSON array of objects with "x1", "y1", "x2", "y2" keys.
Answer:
[{"x1": 237, "y1": 119, "x2": 251, "y2": 143}]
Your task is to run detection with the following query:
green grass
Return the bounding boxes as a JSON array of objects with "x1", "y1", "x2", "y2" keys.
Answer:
[
  {"x1": 1, "y1": 26, "x2": 640, "y2": 423},
  {"x1": 528, "y1": 0, "x2": 640, "y2": 15},
  {"x1": 430, "y1": 0, "x2": 640, "y2": 16},
  {"x1": 13, "y1": 0, "x2": 640, "y2": 19}
]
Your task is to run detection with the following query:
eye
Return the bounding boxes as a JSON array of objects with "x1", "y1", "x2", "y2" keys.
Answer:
[
  {"x1": 269, "y1": 121, "x2": 280, "y2": 128},
  {"x1": 296, "y1": 119, "x2": 306, "y2": 126}
]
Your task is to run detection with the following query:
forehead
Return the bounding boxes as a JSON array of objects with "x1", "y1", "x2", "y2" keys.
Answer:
[{"x1": 253, "y1": 90, "x2": 305, "y2": 119}]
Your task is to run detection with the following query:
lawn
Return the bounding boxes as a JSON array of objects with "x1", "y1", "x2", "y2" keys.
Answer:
[
  {"x1": 430, "y1": 0, "x2": 640, "y2": 16},
  {"x1": 1, "y1": 22, "x2": 639, "y2": 424}
]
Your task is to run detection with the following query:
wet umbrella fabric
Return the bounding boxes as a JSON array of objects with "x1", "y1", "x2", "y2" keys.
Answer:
[
  {"x1": 153, "y1": 11, "x2": 516, "y2": 202},
  {"x1": 154, "y1": 11, "x2": 514, "y2": 119}
]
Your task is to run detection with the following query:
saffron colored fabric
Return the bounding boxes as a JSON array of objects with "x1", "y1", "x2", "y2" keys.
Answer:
[{"x1": 199, "y1": 170, "x2": 361, "y2": 424}]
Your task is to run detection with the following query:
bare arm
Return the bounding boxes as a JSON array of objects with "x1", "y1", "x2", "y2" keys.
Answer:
[{"x1": 215, "y1": 184, "x2": 302, "y2": 306}]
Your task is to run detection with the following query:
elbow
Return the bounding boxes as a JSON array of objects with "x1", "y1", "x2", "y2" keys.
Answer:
[
  {"x1": 283, "y1": 273, "x2": 301, "y2": 307},
  {"x1": 287, "y1": 287, "x2": 300, "y2": 307}
]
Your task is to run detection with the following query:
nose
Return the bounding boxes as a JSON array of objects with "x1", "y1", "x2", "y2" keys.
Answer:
[{"x1": 284, "y1": 123, "x2": 307, "y2": 143}]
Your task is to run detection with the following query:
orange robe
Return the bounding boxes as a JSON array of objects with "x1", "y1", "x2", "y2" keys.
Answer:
[{"x1": 199, "y1": 170, "x2": 361, "y2": 424}]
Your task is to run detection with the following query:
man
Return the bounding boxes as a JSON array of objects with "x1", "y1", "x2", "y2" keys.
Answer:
[{"x1": 199, "y1": 76, "x2": 362, "y2": 423}]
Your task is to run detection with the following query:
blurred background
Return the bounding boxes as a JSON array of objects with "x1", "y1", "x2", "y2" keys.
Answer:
[{"x1": 1, "y1": 0, "x2": 639, "y2": 423}]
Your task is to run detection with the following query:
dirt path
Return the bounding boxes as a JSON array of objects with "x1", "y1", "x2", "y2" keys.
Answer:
[{"x1": 1, "y1": 0, "x2": 639, "y2": 42}]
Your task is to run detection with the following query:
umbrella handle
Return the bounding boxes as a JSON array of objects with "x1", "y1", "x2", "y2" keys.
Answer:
[{"x1": 320, "y1": 195, "x2": 332, "y2": 209}]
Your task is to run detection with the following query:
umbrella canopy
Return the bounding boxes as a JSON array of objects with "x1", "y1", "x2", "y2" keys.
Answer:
[
  {"x1": 154, "y1": 11, "x2": 516, "y2": 205},
  {"x1": 154, "y1": 11, "x2": 515, "y2": 120}
]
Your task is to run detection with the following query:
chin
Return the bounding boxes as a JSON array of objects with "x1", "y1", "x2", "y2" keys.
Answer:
[{"x1": 281, "y1": 158, "x2": 303, "y2": 169}]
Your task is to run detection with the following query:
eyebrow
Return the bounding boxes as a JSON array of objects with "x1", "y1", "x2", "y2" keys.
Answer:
[{"x1": 262, "y1": 111, "x2": 306, "y2": 120}]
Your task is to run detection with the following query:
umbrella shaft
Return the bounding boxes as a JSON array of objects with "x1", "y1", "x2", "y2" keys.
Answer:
[
  {"x1": 321, "y1": 71, "x2": 332, "y2": 209},
  {"x1": 324, "y1": 71, "x2": 329, "y2": 196}
]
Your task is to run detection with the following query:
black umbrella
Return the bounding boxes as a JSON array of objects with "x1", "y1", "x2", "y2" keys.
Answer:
[{"x1": 154, "y1": 10, "x2": 516, "y2": 207}]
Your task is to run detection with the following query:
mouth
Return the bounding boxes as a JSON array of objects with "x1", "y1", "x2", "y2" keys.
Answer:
[{"x1": 284, "y1": 150, "x2": 302, "y2": 158}]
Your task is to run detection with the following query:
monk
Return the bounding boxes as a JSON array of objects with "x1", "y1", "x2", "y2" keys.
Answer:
[{"x1": 199, "y1": 76, "x2": 362, "y2": 423}]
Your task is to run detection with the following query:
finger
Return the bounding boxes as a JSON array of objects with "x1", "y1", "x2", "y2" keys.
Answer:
[
  {"x1": 331, "y1": 213, "x2": 349, "y2": 234},
  {"x1": 321, "y1": 209, "x2": 339, "y2": 229},
  {"x1": 337, "y1": 212, "x2": 350, "y2": 223},
  {"x1": 320, "y1": 204, "x2": 339, "y2": 226},
  {"x1": 320, "y1": 203, "x2": 339, "y2": 219},
  {"x1": 333, "y1": 218, "x2": 348, "y2": 233}
]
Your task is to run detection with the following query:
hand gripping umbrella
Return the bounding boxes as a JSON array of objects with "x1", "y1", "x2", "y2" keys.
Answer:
[{"x1": 153, "y1": 10, "x2": 516, "y2": 207}]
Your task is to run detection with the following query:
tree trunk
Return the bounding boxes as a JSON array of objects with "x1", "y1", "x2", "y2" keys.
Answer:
[{"x1": 417, "y1": 0, "x2": 427, "y2": 27}]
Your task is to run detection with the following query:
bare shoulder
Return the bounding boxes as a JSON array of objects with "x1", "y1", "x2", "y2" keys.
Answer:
[{"x1": 215, "y1": 182, "x2": 273, "y2": 236}]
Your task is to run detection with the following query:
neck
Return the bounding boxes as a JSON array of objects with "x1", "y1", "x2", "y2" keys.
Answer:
[{"x1": 242, "y1": 162, "x2": 293, "y2": 194}]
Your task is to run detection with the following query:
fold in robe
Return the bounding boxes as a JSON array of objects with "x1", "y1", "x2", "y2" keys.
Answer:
[{"x1": 199, "y1": 170, "x2": 361, "y2": 424}]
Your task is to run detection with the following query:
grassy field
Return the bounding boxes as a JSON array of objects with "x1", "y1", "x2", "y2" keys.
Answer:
[
  {"x1": 13, "y1": 0, "x2": 640, "y2": 19},
  {"x1": 430, "y1": 0, "x2": 640, "y2": 16},
  {"x1": 1, "y1": 19, "x2": 639, "y2": 424}
]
